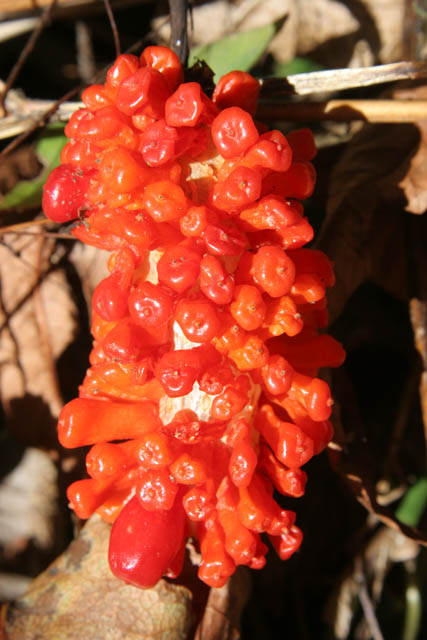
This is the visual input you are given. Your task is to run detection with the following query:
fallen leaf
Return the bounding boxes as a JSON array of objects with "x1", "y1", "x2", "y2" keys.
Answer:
[
  {"x1": 0, "y1": 146, "x2": 40, "y2": 196},
  {"x1": 295, "y1": 0, "x2": 359, "y2": 58},
  {"x1": 5, "y1": 515, "x2": 193, "y2": 640},
  {"x1": 363, "y1": 0, "x2": 412, "y2": 62},
  {"x1": 330, "y1": 369, "x2": 427, "y2": 547},
  {"x1": 0, "y1": 231, "x2": 76, "y2": 445},
  {"x1": 0, "y1": 446, "x2": 57, "y2": 551},
  {"x1": 409, "y1": 299, "x2": 427, "y2": 437},
  {"x1": 69, "y1": 242, "x2": 110, "y2": 311},
  {"x1": 195, "y1": 568, "x2": 251, "y2": 640},
  {"x1": 316, "y1": 122, "x2": 419, "y2": 321},
  {"x1": 325, "y1": 526, "x2": 420, "y2": 640},
  {"x1": 396, "y1": 85, "x2": 427, "y2": 215}
]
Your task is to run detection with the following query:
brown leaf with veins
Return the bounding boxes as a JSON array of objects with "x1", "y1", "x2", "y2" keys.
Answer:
[
  {"x1": 195, "y1": 567, "x2": 251, "y2": 640},
  {"x1": 316, "y1": 121, "x2": 418, "y2": 321},
  {"x1": 5, "y1": 515, "x2": 193, "y2": 640},
  {"x1": 397, "y1": 85, "x2": 427, "y2": 215},
  {"x1": 0, "y1": 230, "x2": 76, "y2": 445}
]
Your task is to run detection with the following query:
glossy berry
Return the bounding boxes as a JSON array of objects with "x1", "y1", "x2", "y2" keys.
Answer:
[
  {"x1": 109, "y1": 494, "x2": 186, "y2": 588},
  {"x1": 157, "y1": 244, "x2": 201, "y2": 292},
  {"x1": 155, "y1": 348, "x2": 201, "y2": 397},
  {"x1": 128, "y1": 282, "x2": 173, "y2": 328},
  {"x1": 175, "y1": 298, "x2": 220, "y2": 343},
  {"x1": 211, "y1": 107, "x2": 259, "y2": 158},
  {"x1": 165, "y1": 82, "x2": 204, "y2": 127},
  {"x1": 199, "y1": 255, "x2": 234, "y2": 305},
  {"x1": 42, "y1": 164, "x2": 94, "y2": 223}
]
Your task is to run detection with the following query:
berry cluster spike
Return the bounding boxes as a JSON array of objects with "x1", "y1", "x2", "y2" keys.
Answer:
[{"x1": 43, "y1": 46, "x2": 345, "y2": 589}]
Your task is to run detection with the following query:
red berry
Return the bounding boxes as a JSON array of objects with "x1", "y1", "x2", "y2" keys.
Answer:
[
  {"x1": 230, "y1": 284, "x2": 266, "y2": 331},
  {"x1": 213, "y1": 71, "x2": 260, "y2": 114},
  {"x1": 199, "y1": 255, "x2": 234, "y2": 305},
  {"x1": 42, "y1": 164, "x2": 95, "y2": 223},
  {"x1": 251, "y1": 246, "x2": 296, "y2": 297},
  {"x1": 128, "y1": 281, "x2": 173, "y2": 328},
  {"x1": 155, "y1": 349, "x2": 201, "y2": 397},
  {"x1": 157, "y1": 245, "x2": 201, "y2": 293},
  {"x1": 212, "y1": 166, "x2": 262, "y2": 212},
  {"x1": 211, "y1": 107, "x2": 259, "y2": 158},
  {"x1": 175, "y1": 298, "x2": 220, "y2": 343},
  {"x1": 142, "y1": 181, "x2": 188, "y2": 223},
  {"x1": 165, "y1": 82, "x2": 204, "y2": 127},
  {"x1": 139, "y1": 119, "x2": 178, "y2": 166},
  {"x1": 203, "y1": 223, "x2": 247, "y2": 256},
  {"x1": 115, "y1": 67, "x2": 170, "y2": 118},
  {"x1": 140, "y1": 46, "x2": 184, "y2": 92},
  {"x1": 108, "y1": 493, "x2": 185, "y2": 588}
]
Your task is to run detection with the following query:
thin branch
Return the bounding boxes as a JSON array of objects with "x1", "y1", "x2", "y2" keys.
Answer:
[
  {"x1": 257, "y1": 99, "x2": 427, "y2": 122},
  {"x1": 260, "y1": 61, "x2": 427, "y2": 96},
  {"x1": 168, "y1": 0, "x2": 189, "y2": 65},
  {"x1": 0, "y1": 218, "x2": 52, "y2": 235},
  {"x1": 103, "y1": 0, "x2": 121, "y2": 58},
  {"x1": 355, "y1": 558, "x2": 385, "y2": 640},
  {"x1": 0, "y1": 0, "x2": 58, "y2": 116},
  {"x1": 0, "y1": 86, "x2": 82, "y2": 157}
]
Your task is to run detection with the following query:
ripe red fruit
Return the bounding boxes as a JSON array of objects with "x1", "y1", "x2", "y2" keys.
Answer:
[
  {"x1": 175, "y1": 298, "x2": 220, "y2": 343},
  {"x1": 109, "y1": 494, "x2": 186, "y2": 588},
  {"x1": 211, "y1": 107, "x2": 259, "y2": 158},
  {"x1": 128, "y1": 282, "x2": 173, "y2": 328},
  {"x1": 251, "y1": 245, "x2": 296, "y2": 297},
  {"x1": 42, "y1": 163, "x2": 95, "y2": 223},
  {"x1": 157, "y1": 244, "x2": 201, "y2": 292},
  {"x1": 155, "y1": 348, "x2": 201, "y2": 397}
]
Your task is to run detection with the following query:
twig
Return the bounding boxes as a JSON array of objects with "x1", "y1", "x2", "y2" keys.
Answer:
[
  {"x1": 0, "y1": 218, "x2": 52, "y2": 235},
  {"x1": 354, "y1": 558, "x2": 385, "y2": 640},
  {"x1": 103, "y1": 0, "x2": 121, "y2": 58},
  {"x1": 0, "y1": 0, "x2": 58, "y2": 116},
  {"x1": 257, "y1": 99, "x2": 427, "y2": 122},
  {"x1": 76, "y1": 21, "x2": 96, "y2": 82},
  {"x1": 0, "y1": 86, "x2": 82, "y2": 157},
  {"x1": 260, "y1": 61, "x2": 427, "y2": 96},
  {"x1": 168, "y1": 0, "x2": 189, "y2": 65}
]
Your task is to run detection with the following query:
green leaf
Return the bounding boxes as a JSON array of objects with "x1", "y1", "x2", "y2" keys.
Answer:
[
  {"x1": 272, "y1": 57, "x2": 326, "y2": 77},
  {"x1": 396, "y1": 476, "x2": 427, "y2": 528},
  {"x1": 189, "y1": 23, "x2": 276, "y2": 81},
  {"x1": 0, "y1": 123, "x2": 67, "y2": 211}
]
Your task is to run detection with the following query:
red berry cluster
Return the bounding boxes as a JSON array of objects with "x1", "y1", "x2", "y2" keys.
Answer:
[{"x1": 43, "y1": 46, "x2": 345, "y2": 589}]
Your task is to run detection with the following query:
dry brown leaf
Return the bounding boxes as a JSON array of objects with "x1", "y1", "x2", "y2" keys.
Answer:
[
  {"x1": 0, "y1": 447, "x2": 57, "y2": 552},
  {"x1": 395, "y1": 85, "x2": 427, "y2": 215},
  {"x1": 0, "y1": 230, "x2": 76, "y2": 444},
  {"x1": 295, "y1": 0, "x2": 359, "y2": 58},
  {"x1": 410, "y1": 299, "x2": 427, "y2": 438},
  {"x1": 69, "y1": 242, "x2": 110, "y2": 311},
  {"x1": 0, "y1": 146, "x2": 40, "y2": 195},
  {"x1": 325, "y1": 526, "x2": 420, "y2": 639},
  {"x1": 363, "y1": 0, "x2": 411, "y2": 62},
  {"x1": 5, "y1": 515, "x2": 193, "y2": 640},
  {"x1": 330, "y1": 370, "x2": 427, "y2": 547},
  {"x1": 317, "y1": 122, "x2": 419, "y2": 321},
  {"x1": 195, "y1": 568, "x2": 251, "y2": 640}
]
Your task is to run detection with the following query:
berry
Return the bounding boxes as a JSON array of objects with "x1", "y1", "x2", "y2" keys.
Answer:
[
  {"x1": 42, "y1": 164, "x2": 94, "y2": 223},
  {"x1": 211, "y1": 107, "x2": 259, "y2": 158}
]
